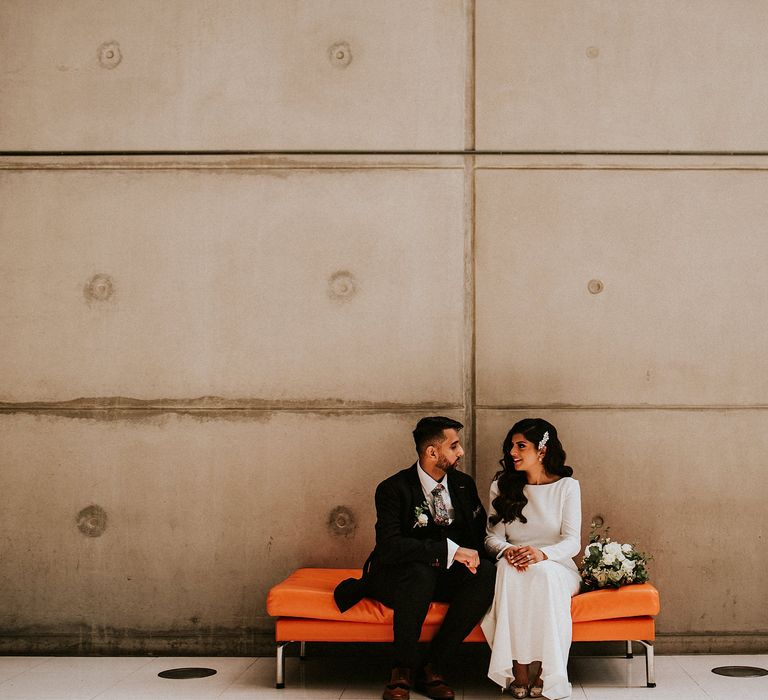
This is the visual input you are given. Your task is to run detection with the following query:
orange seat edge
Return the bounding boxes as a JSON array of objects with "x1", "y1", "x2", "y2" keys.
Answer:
[{"x1": 275, "y1": 616, "x2": 655, "y2": 644}]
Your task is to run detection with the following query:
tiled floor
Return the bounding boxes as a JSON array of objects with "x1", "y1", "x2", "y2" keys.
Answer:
[{"x1": 0, "y1": 652, "x2": 765, "y2": 699}]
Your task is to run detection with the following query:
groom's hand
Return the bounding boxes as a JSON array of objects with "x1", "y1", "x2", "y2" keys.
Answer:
[{"x1": 454, "y1": 547, "x2": 480, "y2": 573}]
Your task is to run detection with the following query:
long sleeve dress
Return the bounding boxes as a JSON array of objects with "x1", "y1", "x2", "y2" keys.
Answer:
[{"x1": 481, "y1": 477, "x2": 582, "y2": 699}]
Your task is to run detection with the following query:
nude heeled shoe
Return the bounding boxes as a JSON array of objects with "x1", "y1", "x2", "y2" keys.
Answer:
[
  {"x1": 528, "y1": 662, "x2": 543, "y2": 698},
  {"x1": 506, "y1": 683, "x2": 529, "y2": 698}
]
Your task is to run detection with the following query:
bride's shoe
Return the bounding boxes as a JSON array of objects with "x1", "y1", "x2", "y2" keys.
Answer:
[
  {"x1": 506, "y1": 683, "x2": 529, "y2": 699},
  {"x1": 528, "y1": 662, "x2": 543, "y2": 698}
]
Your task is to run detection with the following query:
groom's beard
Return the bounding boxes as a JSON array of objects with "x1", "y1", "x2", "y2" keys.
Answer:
[{"x1": 436, "y1": 455, "x2": 460, "y2": 474}]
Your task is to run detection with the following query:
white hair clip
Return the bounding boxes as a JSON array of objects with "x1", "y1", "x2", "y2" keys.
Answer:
[{"x1": 538, "y1": 431, "x2": 549, "y2": 451}]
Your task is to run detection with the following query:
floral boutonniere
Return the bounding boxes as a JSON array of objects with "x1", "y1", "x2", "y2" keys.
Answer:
[{"x1": 413, "y1": 501, "x2": 429, "y2": 528}]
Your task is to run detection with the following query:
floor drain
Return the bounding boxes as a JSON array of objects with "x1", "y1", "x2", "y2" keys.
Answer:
[
  {"x1": 711, "y1": 666, "x2": 768, "y2": 678},
  {"x1": 158, "y1": 667, "x2": 217, "y2": 679}
]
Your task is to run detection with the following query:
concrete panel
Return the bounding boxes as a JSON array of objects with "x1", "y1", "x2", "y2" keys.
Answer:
[
  {"x1": 476, "y1": 409, "x2": 768, "y2": 636},
  {"x1": 475, "y1": 166, "x2": 768, "y2": 406},
  {"x1": 476, "y1": 0, "x2": 768, "y2": 151},
  {"x1": 0, "y1": 410, "x2": 440, "y2": 648},
  {"x1": 0, "y1": 163, "x2": 465, "y2": 403},
  {"x1": 0, "y1": 0, "x2": 467, "y2": 151}
]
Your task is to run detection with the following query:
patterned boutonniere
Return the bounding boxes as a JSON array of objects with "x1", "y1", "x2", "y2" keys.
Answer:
[{"x1": 413, "y1": 500, "x2": 430, "y2": 528}]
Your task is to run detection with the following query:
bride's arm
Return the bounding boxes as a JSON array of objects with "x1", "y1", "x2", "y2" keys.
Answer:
[
  {"x1": 540, "y1": 478, "x2": 582, "y2": 562},
  {"x1": 484, "y1": 479, "x2": 513, "y2": 559}
]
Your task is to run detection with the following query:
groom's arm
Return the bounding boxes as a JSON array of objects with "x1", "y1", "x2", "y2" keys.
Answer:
[
  {"x1": 463, "y1": 474, "x2": 495, "y2": 561},
  {"x1": 373, "y1": 478, "x2": 448, "y2": 568}
]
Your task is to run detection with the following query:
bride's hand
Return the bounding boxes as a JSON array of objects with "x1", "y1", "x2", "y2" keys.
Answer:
[
  {"x1": 503, "y1": 546, "x2": 523, "y2": 569},
  {"x1": 507, "y1": 545, "x2": 545, "y2": 570}
]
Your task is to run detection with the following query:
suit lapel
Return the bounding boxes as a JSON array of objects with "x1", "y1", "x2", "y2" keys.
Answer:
[
  {"x1": 406, "y1": 463, "x2": 424, "y2": 501},
  {"x1": 447, "y1": 472, "x2": 471, "y2": 523},
  {"x1": 406, "y1": 463, "x2": 430, "y2": 522}
]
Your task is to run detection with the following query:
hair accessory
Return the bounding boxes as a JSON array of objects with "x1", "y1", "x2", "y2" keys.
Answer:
[{"x1": 538, "y1": 431, "x2": 549, "y2": 451}]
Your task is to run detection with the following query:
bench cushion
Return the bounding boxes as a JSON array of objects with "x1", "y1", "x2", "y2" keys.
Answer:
[
  {"x1": 571, "y1": 582, "x2": 660, "y2": 621},
  {"x1": 274, "y1": 615, "x2": 656, "y2": 643},
  {"x1": 267, "y1": 568, "x2": 660, "y2": 624}
]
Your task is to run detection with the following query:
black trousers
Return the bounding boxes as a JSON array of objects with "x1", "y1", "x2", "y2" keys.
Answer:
[{"x1": 365, "y1": 558, "x2": 496, "y2": 671}]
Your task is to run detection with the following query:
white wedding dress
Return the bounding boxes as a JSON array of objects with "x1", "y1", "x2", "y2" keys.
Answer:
[{"x1": 481, "y1": 477, "x2": 582, "y2": 699}]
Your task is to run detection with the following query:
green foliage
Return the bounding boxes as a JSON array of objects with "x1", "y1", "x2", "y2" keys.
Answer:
[{"x1": 579, "y1": 523, "x2": 653, "y2": 592}]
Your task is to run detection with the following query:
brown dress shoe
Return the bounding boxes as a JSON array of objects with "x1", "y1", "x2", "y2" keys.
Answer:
[
  {"x1": 383, "y1": 667, "x2": 411, "y2": 700},
  {"x1": 415, "y1": 663, "x2": 455, "y2": 700}
]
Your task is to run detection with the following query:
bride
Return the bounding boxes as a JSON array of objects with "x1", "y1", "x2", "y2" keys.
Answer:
[{"x1": 481, "y1": 418, "x2": 582, "y2": 699}]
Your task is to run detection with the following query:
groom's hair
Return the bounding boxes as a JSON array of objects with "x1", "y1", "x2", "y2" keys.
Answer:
[{"x1": 413, "y1": 416, "x2": 463, "y2": 454}]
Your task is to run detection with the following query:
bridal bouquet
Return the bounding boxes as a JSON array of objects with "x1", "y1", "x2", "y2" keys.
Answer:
[{"x1": 579, "y1": 524, "x2": 652, "y2": 591}]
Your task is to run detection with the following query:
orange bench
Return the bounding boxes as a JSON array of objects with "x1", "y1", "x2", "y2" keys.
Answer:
[{"x1": 267, "y1": 568, "x2": 660, "y2": 689}]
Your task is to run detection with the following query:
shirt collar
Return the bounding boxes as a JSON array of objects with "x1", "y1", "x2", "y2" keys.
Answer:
[{"x1": 416, "y1": 461, "x2": 447, "y2": 493}]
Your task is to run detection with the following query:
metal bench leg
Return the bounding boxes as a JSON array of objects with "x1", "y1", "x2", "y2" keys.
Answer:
[
  {"x1": 638, "y1": 640, "x2": 656, "y2": 687},
  {"x1": 300, "y1": 641, "x2": 307, "y2": 659},
  {"x1": 276, "y1": 642, "x2": 289, "y2": 689},
  {"x1": 626, "y1": 640, "x2": 634, "y2": 658}
]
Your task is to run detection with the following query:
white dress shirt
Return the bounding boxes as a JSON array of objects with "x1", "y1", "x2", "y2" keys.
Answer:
[{"x1": 416, "y1": 462, "x2": 460, "y2": 567}]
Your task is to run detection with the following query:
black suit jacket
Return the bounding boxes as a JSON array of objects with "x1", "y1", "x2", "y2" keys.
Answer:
[{"x1": 334, "y1": 463, "x2": 489, "y2": 612}]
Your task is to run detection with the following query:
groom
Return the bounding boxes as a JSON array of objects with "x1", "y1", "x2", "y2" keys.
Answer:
[{"x1": 334, "y1": 417, "x2": 495, "y2": 700}]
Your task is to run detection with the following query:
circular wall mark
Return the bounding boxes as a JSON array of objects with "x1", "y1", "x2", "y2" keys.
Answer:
[
  {"x1": 329, "y1": 42, "x2": 352, "y2": 68},
  {"x1": 76, "y1": 505, "x2": 108, "y2": 537},
  {"x1": 84, "y1": 274, "x2": 115, "y2": 302},
  {"x1": 328, "y1": 271, "x2": 357, "y2": 301},
  {"x1": 587, "y1": 279, "x2": 604, "y2": 295},
  {"x1": 98, "y1": 41, "x2": 122, "y2": 69},
  {"x1": 328, "y1": 506, "x2": 356, "y2": 537}
]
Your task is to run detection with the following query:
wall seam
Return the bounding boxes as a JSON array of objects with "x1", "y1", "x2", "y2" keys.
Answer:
[
  {"x1": 462, "y1": 156, "x2": 477, "y2": 475},
  {"x1": 7, "y1": 151, "x2": 768, "y2": 156},
  {"x1": 461, "y1": 0, "x2": 477, "y2": 475},
  {"x1": 465, "y1": 0, "x2": 476, "y2": 153}
]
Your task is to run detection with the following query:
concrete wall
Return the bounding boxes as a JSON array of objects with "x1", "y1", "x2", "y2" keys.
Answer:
[{"x1": 1, "y1": 1, "x2": 766, "y2": 654}]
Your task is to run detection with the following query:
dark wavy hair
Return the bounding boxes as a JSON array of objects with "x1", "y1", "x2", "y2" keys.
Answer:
[{"x1": 489, "y1": 418, "x2": 573, "y2": 525}]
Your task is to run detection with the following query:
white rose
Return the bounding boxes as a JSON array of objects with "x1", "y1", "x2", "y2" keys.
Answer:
[
  {"x1": 602, "y1": 552, "x2": 617, "y2": 565},
  {"x1": 621, "y1": 559, "x2": 636, "y2": 574},
  {"x1": 621, "y1": 543, "x2": 633, "y2": 553},
  {"x1": 604, "y1": 541, "x2": 622, "y2": 557},
  {"x1": 417, "y1": 513, "x2": 428, "y2": 527},
  {"x1": 584, "y1": 542, "x2": 602, "y2": 557}
]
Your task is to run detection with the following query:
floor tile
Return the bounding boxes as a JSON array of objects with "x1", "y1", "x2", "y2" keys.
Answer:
[
  {"x1": 92, "y1": 657, "x2": 256, "y2": 700},
  {"x1": 675, "y1": 654, "x2": 768, "y2": 700},
  {"x1": 0, "y1": 653, "x2": 765, "y2": 700},
  {"x1": 0, "y1": 658, "x2": 54, "y2": 685},
  {"x1": 573, "y1": 655, "x2": 709, "y2": 700},
  {"x1": 0, "y1": 656, "x2": 152, "y2": 700},
  {"x1": 219, "y1": 657, "x2": 341, "y2": 698},
  {"x1": 569, "y1": 654, "x2": 671, "y2": 687}
]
